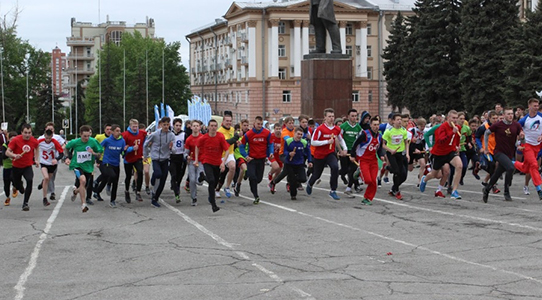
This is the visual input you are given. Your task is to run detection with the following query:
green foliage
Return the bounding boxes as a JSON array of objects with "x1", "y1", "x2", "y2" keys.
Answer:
[
  {"x1": 0, "y1": 24, "x2": 54, "y2": 132},
  {"x1": 382, "y1": 12, "x2": 408, "y2": 111},
  {"x1": 502, "y1": 7, "x2": 542, "y2": 107},
  {"x1": 84, "y1": 32, "x2": 192, "y2": 131},
  {"x1": 459, "y1": 0, "x2": 519, "y2": 115}
]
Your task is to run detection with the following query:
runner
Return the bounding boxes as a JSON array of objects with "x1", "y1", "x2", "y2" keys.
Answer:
[
  {"x1": 339, "y1": 109, "x2": 362, "y2": 197},
  {"x1": 169, "y1": 118, "x2": 186, "y2": 203},
  {"x1": 122, "y1": 119, "x2": 147, "y2": 203},
  {"x1": 2, "y1": 131, "x2": 16, "y2": 206},
  {"x1": 382, "y1": 113, "x2": 410, "y2": 200},
  {"x1": 351, "y1": 116, "x2": 390, "y2": 205},
  {"x1": 306, "y1": 108, "x2": 347, "y2": 200},
  {"x1": 233, "y1": 120, "x2": 250, "y2": 197},
  {"x1": 269, "y1": 116, "x2": 296, "y2": 193},
  {"x1": 514, "y1": 98, "x2": 542, "y2": 199},
  {"x1": 184, "y1": 120, "x2": 204, "y2": 206},
  {"x1": 144, "y1": 117, "x2": 175, "y2": 207},
  {"x1": 92, "y1": 123, "x2": 112, "y2": 200},
  {"x1": 195, "y1": 119, "x2": 230, "y2": 213},
  {"x1": 239, "y1": 116, "x2": 273, "y2": 204},
  {"x1": 420, "y1": 110, "x2": 463, "y2": 199},
  {"x1": 64, "y1": 125, "x2": 103, "y2": 212},
  {"x1": 38, "y1": 122, "x2": 66, "y2": 201},
  {"x1": 37, "y1": 129, "x2": 64, "y2": 207},
  {"x1": 94, "y1": 124, "x2": 130, "y2": 208},
  {"x1": 5, "y1": 124, "x2": 40, "y2": 211},
  {"x1": 283, "y1": 127, "x2": 312, "y2": 200},
  {"x1": 216, "y1": 113, "x2": 239, "y2": 199},
  {"x1": 482, "y1": 108, "x2": 523, "y2": 202}
]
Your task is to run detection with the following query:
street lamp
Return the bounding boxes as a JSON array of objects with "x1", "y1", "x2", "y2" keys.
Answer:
[
  {"x1": 0, "y1": 46, "x2": 5, "y2": 123},
  {"x1": 25, "y1": 53, "x2": 30, "y2": 124}
]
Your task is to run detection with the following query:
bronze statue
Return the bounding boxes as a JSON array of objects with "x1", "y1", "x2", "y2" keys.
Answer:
[{"x1": 310, "y1": 0, "x2": 342, "y2": 54}]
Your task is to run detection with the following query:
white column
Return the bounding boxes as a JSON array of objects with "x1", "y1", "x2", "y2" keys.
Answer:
[
  {"x1": 248, "y1": 24, "x2": 256, "y2": 78},
  {"x1": 302, "y1": 21, "x2": 309, "y2": 56},
  {"x1": 270, "y1": 19, "x2": 279, "y2": 78},
  {"x1": 355, "y1": 27, "x2": 362, "y2": 77},
  {"x1": 268, "y1": 27, "x2": 273, "y2": 78},
  {"x1": 360, "y1": 23, "x2": 368, "y2": 78},
  {"x1": 231, "y1": 27, "x2": 237, "y2": 80},
  {"x1": 293, "y1": 21, "x2": 301, "y2": 77},
  {"x1": 339, "y1": 22, "x2": 346, "y2": 54},
  {"x1": 326, "y1": 35, "x2": 331, "y2": 53}
]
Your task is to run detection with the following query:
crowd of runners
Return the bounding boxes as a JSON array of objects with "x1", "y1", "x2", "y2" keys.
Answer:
[{"x1": 2, "y1": 98, "x2": 542, "y2": 213}]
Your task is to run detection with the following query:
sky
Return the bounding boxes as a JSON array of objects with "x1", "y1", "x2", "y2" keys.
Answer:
[{"x1": 6, "y1": 0, "x2": 237, "y2": 67}]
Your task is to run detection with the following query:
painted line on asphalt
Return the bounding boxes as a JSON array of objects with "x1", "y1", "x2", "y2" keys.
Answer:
[
  {"x1": 309, "y1": 185, "x2": 542, "y2": 232},
  {"x1": 245, "y1": 195, "x2": 542, "y2": 285},
  {"x1": 160, "y1": 199, "x2": 315, "y2": 300},
  {"x1": 14, "y1": 186, "x2": 70, "y2": 300},
  {"x1": 401, "y1": 182, "x2": 528, "y2": 200}
]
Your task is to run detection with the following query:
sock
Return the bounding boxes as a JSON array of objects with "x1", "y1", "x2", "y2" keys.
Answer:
[
  {"x1": 536, "y1": 185, "x2": 541, "y2": 192},
  {"x1": 437, "y1": 185, "x2": 443, "y2": 192}
]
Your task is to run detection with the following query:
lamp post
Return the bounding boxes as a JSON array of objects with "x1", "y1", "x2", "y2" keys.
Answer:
[
  {"x1": 75, "y1": 55, "x2": 78, "y2": 133},
  {"x1": 25, "y1": 53, "x2": 30, "y2": 124},
  {"x1": 0, "y1": 46, "x2": 5, "y2": 123}
]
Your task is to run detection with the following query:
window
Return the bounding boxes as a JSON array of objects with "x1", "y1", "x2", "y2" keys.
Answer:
[
  {"x1": 368, "y1": 90, "x2": 373, "y2": 103},
  {"x1": 278, "y1": 45, "x2": 286, "y2": 57},
  {"x1": 278, "y1": 21, "x2": 286, "y2": 34},
  {"x1": 352, "y1": 91, "x2": 360, "y2": 102},
  {"x1": 110, "y1": 30, "x2": 122, "y2": 45},
  {"x1": 86, "y1": 62, "x2": 91, "y2": 70},
  {"x1": 367, "y1": 67, "x2": 373, "y2": 80},
  {"x1": 278, "y1": 68, "x2": 286, "y2": 80},
  {"x1": 282, "y1": 90, "x2": 291, "y2": 103},
  {"x1": 346, "y1": 23, "x2": 353, "y2": 35},
  {"x1": 86, "y1": 47, "x2": 91, "y2": 57},
  {"x1": 367, "y1": 23, "x2": 372, "y2": 35},
  {"x1": 346, "y1": 46, "x2": 353, "y2": 57},
  {"x1": 367, "y1": 45, "x2": 372, "y2": 57}
]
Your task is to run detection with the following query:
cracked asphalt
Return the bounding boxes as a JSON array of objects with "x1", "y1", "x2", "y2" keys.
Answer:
[{"x1": 1, "y1": 165, "x2": 542, "y2": 299}]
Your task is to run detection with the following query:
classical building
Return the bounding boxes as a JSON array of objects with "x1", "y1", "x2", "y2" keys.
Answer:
[
  {"x1": 65, "y1": 16, "x2": 156, "y2": 99},
  {"x1": 186, "y1": 0, "x2": 415, "y2": 123}
]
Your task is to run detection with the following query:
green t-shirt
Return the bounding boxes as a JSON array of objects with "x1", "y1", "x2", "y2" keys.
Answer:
[
  {"x1": 2, "y1": 143, "x2": 12, "y2": 169},
  {"x1": 460, "y1": 124, "x2": 472, "y2": 152},
  {"x1": 382, "y1": 127, "x2": 408, "y2": 152},
  {"x1": 66, "y1": 137, "x2": 103, "y2": 174},
  {"x1": 340, "y1": 121, "x2": 362, "y2": 150}
]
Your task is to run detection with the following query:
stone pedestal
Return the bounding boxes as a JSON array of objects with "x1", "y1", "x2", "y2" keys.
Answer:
[{"x1": 301, "y1": 53, "x2": 352, "y2": 123}]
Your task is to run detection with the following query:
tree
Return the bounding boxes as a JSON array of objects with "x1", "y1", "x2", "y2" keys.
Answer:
[
  {"x1": 84, "y1": 32, "x2": 192, "y2": 131},
  {"x1": 33, "y1": 82, "x2": 65, "y2": 132},
  {"x1": 382, "y1": 12, "x2": 408, "y2": 112},
  {"x1": 401, "y1": 0, "x2": 462, "y2": 117},
  {"x1": 459, "y1": 0, "x2": 520, "y2": 115},
  {"x1": 0, "y1": 8, "x2": 54, "y2": 132},
  {"x1": 502, "y1": 8, "x2": 542, "y2": 107}
]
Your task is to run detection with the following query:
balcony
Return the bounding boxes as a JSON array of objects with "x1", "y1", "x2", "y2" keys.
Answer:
[
  {"x1": 224, "y1": 37, "x2": 232, "y2": 45},
  {"x1": 67, "y1": 54, "x2": 95, "y2": 61},
  {"x1": 66, "y1": 67, "x2": 95, "y2": 75},
  {"x1": 241, "y1": 57, "x2": 248, "y2": 65},
  {"x1": 66, "y1": 37, "x2": 95, "y2": 46},
  {"x1": 240, "y1": 33, "x2": 248, "y2": 42}
]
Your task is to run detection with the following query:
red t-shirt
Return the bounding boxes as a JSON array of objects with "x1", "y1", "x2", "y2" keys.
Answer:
[
  {"x1": 312, "y1": 124, "x2": 342, "y2": 159},
  {"x1": 241, "y1": 128, "x2": 271, "y2": 159},
  {"x1": 489, "y1": 121, "x2": 522, "y2": 158},
  {"x1": 185, "y1": 134, "x2": 202, "y2": 161},
  {"x1": 271, "y1": 134, "x2": 281, "y2": 157},
  {"x1": 197, "y1": 132, "x2": 230, "y2": 166},
  {"x1": 431, "y1": 122, "x2": 462, "y2": 156},
  {"x1": 122, "y1": 129, "x2": 147, "y2": 163},
  {"x1": 9, "y1": 135, "x2": 39, "y2": 168}
]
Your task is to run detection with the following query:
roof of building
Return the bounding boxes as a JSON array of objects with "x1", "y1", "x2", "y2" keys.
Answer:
[{"x1": 234, "y1": 0, "x2": 414, "y2": 11}]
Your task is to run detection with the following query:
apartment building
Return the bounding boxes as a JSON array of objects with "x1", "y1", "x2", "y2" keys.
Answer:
[
  {"x1": 186, "y1": 0, "x2": 414, "y2": 123},
  {"x1": 65, "y1": 16, "x2": 156, "y2": 98}
]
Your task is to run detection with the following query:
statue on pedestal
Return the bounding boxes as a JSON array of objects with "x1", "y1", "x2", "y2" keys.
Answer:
[{"x1": 310, "y1": 0, "x2": 342, "y2": 54}]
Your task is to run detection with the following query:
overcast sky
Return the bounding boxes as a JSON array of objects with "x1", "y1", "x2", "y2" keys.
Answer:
[{"x1": 6, "y1": 0, "x2": 237, "y2": 67}]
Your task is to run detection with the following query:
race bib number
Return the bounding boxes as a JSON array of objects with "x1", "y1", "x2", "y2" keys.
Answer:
[
  {"x1": 76, "y1": 151, "x2": 92, "y2": 164},
  {"x1": 391, "y1": 134, "x2": 403, "y2": 145}
]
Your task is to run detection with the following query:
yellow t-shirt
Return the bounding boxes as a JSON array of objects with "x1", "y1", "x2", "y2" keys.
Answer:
[
  {"x1": 217, "y1": 125, "x2": 235, "y2": 156},
  {"x1": 94, "y1": 133, "x2": 109, "y2": 160}
]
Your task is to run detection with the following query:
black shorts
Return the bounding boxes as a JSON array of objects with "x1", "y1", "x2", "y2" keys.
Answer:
[
  {"x1": 42, "y1": 164, "x2": 58, "y2": 174},
  {"x1": 431, "y1": 152, "x2": 458, "y2": 171}
]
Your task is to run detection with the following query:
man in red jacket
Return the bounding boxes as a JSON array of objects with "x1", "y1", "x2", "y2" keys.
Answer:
[
  {"x1": 6, "y1": 124, "x2": 40, "y2": 211},
  {"x1": 239, "y1": 116, "x2": 273, "y2": 204},
  {"x1": 420, "y1": 110, "x2": 463, "y2": 199},
  {"x1": 306, "y1": 108, "x2": 347, "y2": 200},
  {"x1": 122, "y1": 119, "x2": 147, "y2": 203}
]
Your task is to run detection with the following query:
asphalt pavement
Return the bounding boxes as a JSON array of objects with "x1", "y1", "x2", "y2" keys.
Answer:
[{"x1": 1, "y1": 164, "x2": 542, "y2": 300}]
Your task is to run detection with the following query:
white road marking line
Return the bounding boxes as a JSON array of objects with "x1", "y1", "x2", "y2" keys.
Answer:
[
  {"x1": 307, "y1": 185, "x2": 542, "y2": 232},
  {"x1": 160, "y1": 200, "x2": 314, "y2": 299},
  {"x1": 14, "y1": 186, "x2": 70, "y2": 300},
  {"x1": 240, "y1": 195, "x2": 542, "y2": 285},
  {"x1": 401, "y1": 182, "x2": 528, "y2": 200}
]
